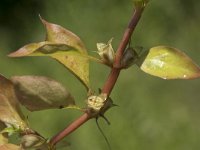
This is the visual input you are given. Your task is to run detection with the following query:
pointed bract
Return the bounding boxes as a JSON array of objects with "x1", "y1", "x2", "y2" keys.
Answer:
[{"x1": 97, "y1": 38, "x2": 115, "y2": 66}]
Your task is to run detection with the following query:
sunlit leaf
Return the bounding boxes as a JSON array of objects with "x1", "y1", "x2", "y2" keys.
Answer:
[
  {"x1": 11, "y1": 76, "x2": 76, "y2": 111},
  {"x1": 8, "y1": 17, "x2": 90, "y2": 90},
  {"x1": 50, "y1": 51, "x2": 89, "y2": 88},
  {"x1": 40, "y1": 17, "x2": 89, "y2": 89},
  {"x1": 0, "y1": 74, "x2": 28, "y2": 130},
  {"x1": 0, "y1": 144, "x2": 20, "y2": 150},
  {"x1": 137, "y1": 46, "x2": 200, "y2": 79},
  {"x1": 40, "y1": 16, "x2": 87, "y2": 53},
  {"x1": 8, "y1": 41, "x2": 73, "y2": 57}
]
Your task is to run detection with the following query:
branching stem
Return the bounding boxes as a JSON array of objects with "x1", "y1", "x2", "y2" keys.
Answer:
[{"x1": 49, "y1": 5, "x2": 145, "y2": 147}]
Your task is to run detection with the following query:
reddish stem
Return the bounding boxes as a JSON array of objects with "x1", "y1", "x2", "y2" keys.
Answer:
[
  {"x1": 50, "y1": 6, "x2": 145, "y2": 147},
  {"x1": 102, "y1": 7, "x2": 144, "y2": 95},
  {"x1": 50, "y1": 113, "x2": 91, "y2": 146}
]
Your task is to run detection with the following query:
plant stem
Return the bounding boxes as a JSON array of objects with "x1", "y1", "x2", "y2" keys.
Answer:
[
  {"x1": 50, "y1": 5, "x2": 145, "y2": 147},
  {"x1": 49, "y1": 113, "x2": 91, "y2": 146},
  {"x1": 102, "y1": 7, "x2": 144, "y2": 95}
]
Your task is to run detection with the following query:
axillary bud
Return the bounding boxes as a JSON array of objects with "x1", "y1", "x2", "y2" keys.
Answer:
[{"x1": 87, "y1": 94, "x2": 107, "y2": 112}]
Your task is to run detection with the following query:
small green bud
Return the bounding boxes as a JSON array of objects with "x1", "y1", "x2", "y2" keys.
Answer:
[{"x1": 121, "y1": 47, "x2": 138, "y2": 68}]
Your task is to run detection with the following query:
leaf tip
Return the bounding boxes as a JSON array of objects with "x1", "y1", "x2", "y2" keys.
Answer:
[
  {"x1": 39, "y1": 15, "x2": 51, "y2": 31},
  {"x1": 39, "y1": 14, "x2": 46, "y2": 25},
  {"x1": 8, "y1": 48, "x2": 26, "y2": 58},
  {"x1": 7, "y1": 51, "x2": 19, "y2": 57}
]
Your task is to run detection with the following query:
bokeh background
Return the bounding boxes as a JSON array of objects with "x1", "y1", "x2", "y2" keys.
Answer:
[{"x1": 1, "y1": 0, "x2": 200, "y2": 150}]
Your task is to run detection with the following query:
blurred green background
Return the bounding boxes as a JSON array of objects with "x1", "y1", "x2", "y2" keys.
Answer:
[{"x1": 1, "y1": 0, "x2": 200, "y2": 150}]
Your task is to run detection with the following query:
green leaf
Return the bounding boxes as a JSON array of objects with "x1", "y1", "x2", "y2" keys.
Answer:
[
  {"x1": 40, "y1": 16, "x2": 87, "y2": 53},
  {"x1": 0, "y1": 144, "x2": 20, "y2": 150},
  {"x1": 8, "y1": 41, "x2": 72, "y2": 57},
  {"x1": 0, "y1": 74, "x2": 28, "y2": 130},
  {"x1": 1, "y1": 125, "x2": 21, "y2": 135},
  {"x1": 137, "y1": 46, "x2": 200, "y2": 79},
  {"x1": 11, "y1": 76, "x2": 76, "y2": 111},
  {"x1": 8, "y1": 17, "x2": 90, "y2": 90}
]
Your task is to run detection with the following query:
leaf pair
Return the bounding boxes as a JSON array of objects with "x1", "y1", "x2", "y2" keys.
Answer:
[{"x1": 8, "y1": 16, "x2": 90, "y2": 90}]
